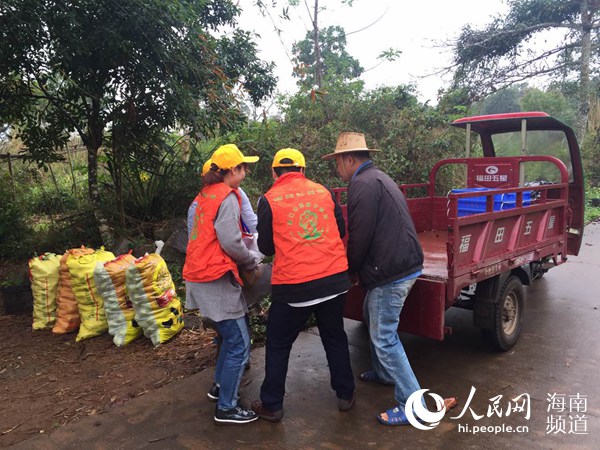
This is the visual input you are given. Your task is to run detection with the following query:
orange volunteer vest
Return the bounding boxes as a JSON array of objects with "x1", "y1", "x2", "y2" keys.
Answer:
[
  {"x1": 264, "y1": 172, "x2": 348, "y2": 285},
  {"x1": 183, "y1": 183, "x2": 243, "y2": 285}
]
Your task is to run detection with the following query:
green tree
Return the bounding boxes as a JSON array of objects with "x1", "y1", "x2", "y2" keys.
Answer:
[
  {"x1": 292, "y1": 25, "x2": 363, "y2": 89},
  {"x1": 480, "y1": 86, "x2": 523, "y2": 115},
  {"x1": 0, "y1": 0, "x2": 276, "y2": 246},
  {"x1": 272, "y1": 82, "x2": 464, "y2": 188},
  {"x1": 450, "y1": 0, "x2": 600, "y2": 141},
  {"x1": 255, "y1": 0, "x2": 398, "y2": 92},
  {"x1": 520, "y1": 87, "x2": 576, "y2": 126}
]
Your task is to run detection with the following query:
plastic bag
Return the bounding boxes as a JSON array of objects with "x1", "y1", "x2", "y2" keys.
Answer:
[
  {"x1": 240, "y1": 233, "x2": 265, "y2": 287},
  {"x1": 125, "y1": 253, "x2": 184, "y2": 346},
  {"x1": 53, "y1": 247, "x2": 93, "y2": 334},
  {"x1": 29, "y1": 253, "x2": 61, "y2": 330},
  {"x1": 67, "y1": 248, "x2": 115, "y2": 341},
  {"x1": 94, "y1": 253, "x2": 142, "y2": 346}
]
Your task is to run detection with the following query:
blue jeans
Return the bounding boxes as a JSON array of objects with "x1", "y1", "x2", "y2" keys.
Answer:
[
  {"x1": 363, "y1": 278, "x2": 422, "y2": 410},
  {"x1": 214, "y1": 317, "x2": 251, "y2": 410}
]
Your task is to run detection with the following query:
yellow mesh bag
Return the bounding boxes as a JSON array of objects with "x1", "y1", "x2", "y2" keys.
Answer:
[
  {"x1": 29, "y1": 253, "x2": 61, "y2": 330},
  {"x1": 94, "y1": 253, "x2": 142, "y2": 346},
  {"x1": 125, "y1": 253, "x2": 184, "y2": 346},
  {"x1": 53, "y1": 247, "x2": 94, "y2": 334},
  {"x1": 67, "y1": 248, "x2": 115, "y2": 341}
]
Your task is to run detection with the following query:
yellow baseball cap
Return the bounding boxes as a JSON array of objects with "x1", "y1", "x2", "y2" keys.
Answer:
[
  {"x1": 212, "y1": 144, "x2": 259, "y2": 170},
  {"x1": 272, "y1": 148, "x2": 305, "y2": 168},
  {"x1": 201, "y1": 159, "x2": 212, "y2": 176}
]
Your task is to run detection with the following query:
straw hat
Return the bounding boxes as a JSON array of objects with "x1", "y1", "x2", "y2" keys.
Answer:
[{"x1": 321, "y1": 132, "x2": 380, "y2": 160}]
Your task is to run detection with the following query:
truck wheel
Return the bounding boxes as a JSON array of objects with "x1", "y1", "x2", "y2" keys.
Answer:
[{"x1": 482, "y1": 276, "x2": 524, "y2": 351}]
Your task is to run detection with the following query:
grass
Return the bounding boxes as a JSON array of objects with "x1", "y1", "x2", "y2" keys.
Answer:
[
  {"x1": 585, "y1": 204, "x2": 600, "y2": 224},
  {"x1": 585, "y1": 186, "x2": 600, "y2": 224}
]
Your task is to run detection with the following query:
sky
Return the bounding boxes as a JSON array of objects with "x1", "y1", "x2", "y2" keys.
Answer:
[{"x1": 236, "y1": 0, "x2": 509, "y2": 105}]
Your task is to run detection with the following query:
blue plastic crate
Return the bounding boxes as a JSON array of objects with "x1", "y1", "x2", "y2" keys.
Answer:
[
  {"x1": 497, "y1": 191, "x2": 532, "y2": 210},
  {"x1": 450, "y1": 188, "x2": 531, "y2": 217}
]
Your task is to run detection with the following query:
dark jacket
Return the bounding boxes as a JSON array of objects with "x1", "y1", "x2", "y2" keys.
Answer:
[
  {"x1": 347, "y1": 161, "x2": 423, "y2": 289},
  {"x1": 257, "y1": 182, "x2": 350, "y2": 304}
]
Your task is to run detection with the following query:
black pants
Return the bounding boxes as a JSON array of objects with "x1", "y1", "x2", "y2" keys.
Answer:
[{"x1": 260, "y1": 294, "x2": 355, "y2": 411}]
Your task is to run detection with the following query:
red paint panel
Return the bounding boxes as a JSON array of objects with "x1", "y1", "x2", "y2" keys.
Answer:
[
  {"x1": 452, "y1": 222, "x2": 486, "y2": 271},
  {"x1": 343, "y1": 285, "x2": 366, "y2": 322},
  {"x1": 483, "y1": 217, "x2": 518, "y2": 259},
  {"x1": 419, "y1": 230, "x2": 449, "y2": 279},
  {"x1": 343, "y1": 279, "x2": 446, "y2": 342},
  {"x1": 399, "y1": 279, "x2": 446, "y2": 341},
  {"x1": 516, "y1": 212, "x2": 544, "y2": 247}
]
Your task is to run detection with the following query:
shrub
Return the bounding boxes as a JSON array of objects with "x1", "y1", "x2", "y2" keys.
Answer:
[{"x1": 0, "y1": 174, "x2": 32, "y2": 257}]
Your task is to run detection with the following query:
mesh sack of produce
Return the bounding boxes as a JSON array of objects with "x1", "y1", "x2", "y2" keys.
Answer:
[
  {"x1": 94, "y1": 253, "x2": 142, "y2": 346},
  {"x1": 125, "y1": 253, "x2": 184, "y2": 346},
  {"x1": 29, "y1": 253, "x2": 61, "y2": 330},
  {"x1": 53, "y1": 247, "x2": 94, "y2": 334},
  {"x1": 67, "y1": 247, "x2": 115, "y2": 341}
]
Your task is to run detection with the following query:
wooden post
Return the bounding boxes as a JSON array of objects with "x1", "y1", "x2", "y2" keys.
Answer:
[
  {"x1": 65, "y1": 143, "x2": 79, "y2": 204},
  {"x1": 48, "y1": 162, "x2": 65, "y2": 212},
  {"x1": 465, "y1": 123, "x2": 471, "y2": 158},
  {"x1": 6, "y1": 153, "x2": 15, "y2": 194},
  {"x1": 520, "y1": 119, "x2": 527, "y2": 186}
]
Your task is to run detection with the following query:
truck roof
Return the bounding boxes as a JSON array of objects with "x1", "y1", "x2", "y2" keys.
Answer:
[{"x1": 451, "y1": 112, "x2": 573, "y2": 135}]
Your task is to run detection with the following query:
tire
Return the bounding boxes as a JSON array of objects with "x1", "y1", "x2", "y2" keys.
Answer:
[{"x1": 482, "y1": 275, "x2": 525, "y2": 351}]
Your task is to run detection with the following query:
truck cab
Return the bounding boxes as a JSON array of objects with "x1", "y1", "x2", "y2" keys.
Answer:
[{"x1": 451, "y1": 112, "x2": 585, "y2": 256}]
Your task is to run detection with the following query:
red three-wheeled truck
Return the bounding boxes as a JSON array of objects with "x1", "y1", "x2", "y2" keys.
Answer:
[{"x1": 338, "y1": 112, "x2": 585, "y2": 351}]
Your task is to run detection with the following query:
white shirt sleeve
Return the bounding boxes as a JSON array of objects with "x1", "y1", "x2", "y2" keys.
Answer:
[
  {"x1": 214, "y1": 193, "x2": 259, "y2": 270},
  {"x1": 187, "y1": 200, "x2": 197, "y2": 239},
  {"x1": 238, "y1": 187, "x2": 258, "y2": 234}
]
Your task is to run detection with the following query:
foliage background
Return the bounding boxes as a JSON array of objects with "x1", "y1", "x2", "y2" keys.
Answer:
[{"x1": 2, "y1": 0, "x2": 600, "y2": 261}]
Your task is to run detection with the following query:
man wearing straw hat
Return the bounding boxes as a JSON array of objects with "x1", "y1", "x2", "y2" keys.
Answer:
[
  {"x1": 322, "y1": 132, "x2": 430, "y2": 426},
  {"x1": 251, "y1": 148, "x2": 355, "y2": 422}
]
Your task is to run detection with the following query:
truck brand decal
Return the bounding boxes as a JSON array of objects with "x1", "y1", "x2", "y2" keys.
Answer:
[
  {"x1": 494, "y1": 227, "x2": 505, "y2": 243},
  {"x1": 513, "y1": 252, "x2": 535, "y2": 267},
  {"x1": 475, "y1": 174, "x2": 509, "y2": 182},
  {"x1": 459, "y1": 234, "x2": 472, "y2": 253},
  {"x1": 483, "y1": 263, "x2": 503, "y2": 276}
]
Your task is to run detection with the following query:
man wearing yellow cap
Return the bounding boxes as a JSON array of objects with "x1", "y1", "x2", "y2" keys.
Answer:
[
  {"x1": 250, "y1": 148, "x2": 355, "y2": 422},
  {"x1": 183, "y1": 143, "x2": 261, "y2": 424}
]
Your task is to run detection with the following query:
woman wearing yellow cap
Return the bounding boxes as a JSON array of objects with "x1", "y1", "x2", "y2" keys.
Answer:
[
  {"x1": 187, "y1": 158, "x2": 258, "y2": 239},
  {"x1": 183, "y1": 144, "x2": 261, "y2": 424}
]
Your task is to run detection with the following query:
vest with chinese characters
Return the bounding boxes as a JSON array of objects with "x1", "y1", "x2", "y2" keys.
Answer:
[
  {"x1": 183, "y1": 183, "x2": 243, "y2": 285},
  {"x1": 264, "y1": 172, "x2": 348, "y2": 285}
]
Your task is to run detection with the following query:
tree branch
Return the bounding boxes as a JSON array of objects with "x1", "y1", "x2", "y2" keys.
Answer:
[
  {"x1": 33, "y1": 75, "x2": 86, "y2": 140},
  {"x1": 457, "y1": 21, "x2": 588, "y2": 51},
  {"x1": 303, "y1": 0, "x2": 313, "y2": 23},
  {"x1": 345, "y1": 7, "x2": 389, "y2": 37}
]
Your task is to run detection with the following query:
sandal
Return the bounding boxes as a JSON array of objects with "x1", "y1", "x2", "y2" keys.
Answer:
[
  {"x1": 377, "y1": 406, "x2": 410, "y2": 426},
  {"x1": 443, "y1": 397, "x2": 458, "y2": 413},
  {"x1": 359, "y1": 370, "x2": 394, "y2": 386}
]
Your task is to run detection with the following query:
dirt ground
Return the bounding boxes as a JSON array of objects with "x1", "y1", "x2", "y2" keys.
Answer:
[{"x1": 0, "y1": 311, "x2": 218, "y2": 448}]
